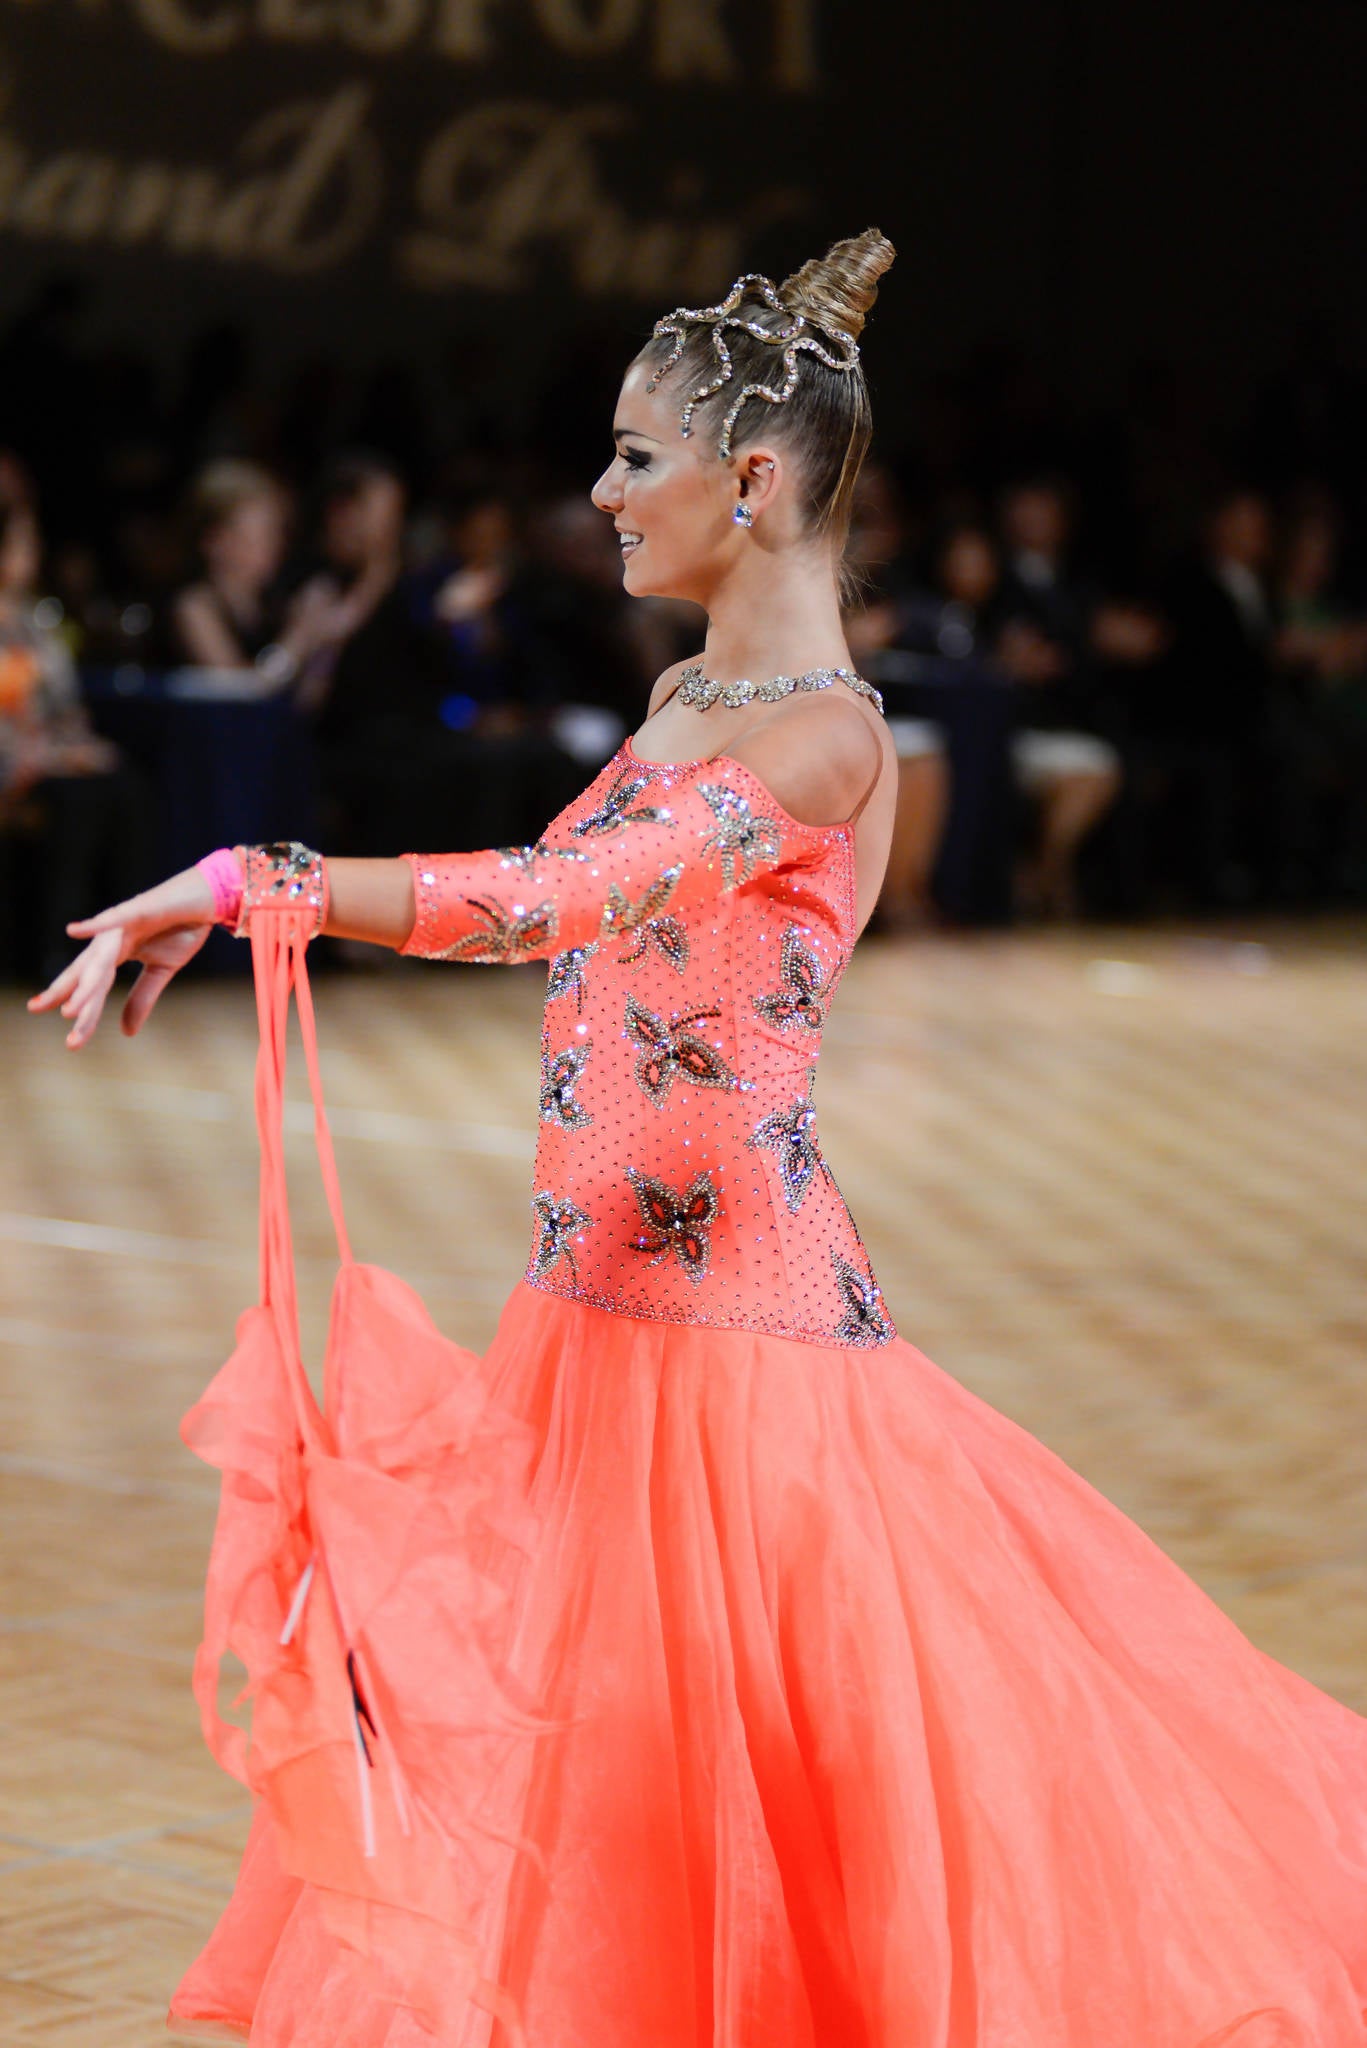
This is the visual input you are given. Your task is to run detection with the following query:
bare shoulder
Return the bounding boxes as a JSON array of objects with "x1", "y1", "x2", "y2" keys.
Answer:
[
  {"x1": 724, "y1": 694, "x2": 887, "y2": 828},
  {"x1": 645, "y1": 655, "x2": 701, "y2": 717}
]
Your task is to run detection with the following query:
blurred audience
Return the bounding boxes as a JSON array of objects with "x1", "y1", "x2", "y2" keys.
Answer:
[
  {"x1": 171, "y1": 459, "x2": 344, "y2": 687},
  {"x1": 858, "y1": 510, "x2": 1121, "y2": 920},
  {"x1": 1270, "y1": 491, "x2": 1367, "y2": 896},
  {"x1": 0, "y1": 497, "x2": 150, "y2": 980},
  {"x1": 992, "y1": 479, "x2": 1125, "y2": 916},
  {"x1": 845, "y1": 468, "x2": 948, "y2": 929},
  {"x1": 1, "y1": 298, "x2": 1364, "y2": 964}
]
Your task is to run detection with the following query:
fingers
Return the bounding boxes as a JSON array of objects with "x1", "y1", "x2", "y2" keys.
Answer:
[
  {"x1": 26, "y1": 955, "x2": 85, "y2": 1013},
  {"x1": 60, "y1": 969, "x2": 113, "y2": 1048},
  {"x1": 26, "y1": 932, "x2": 120, "y2": 1047},
  {"x1": 121, "y1": 962, "x2": 172, "y2": 1037},
  {"x1": 64, "y1": 980, "x2": 111, "y2": 1050},
  {"x1": 66, "y1": 897, "x2": 144, "y2": 938},
  {"x1": 61, "y1": 939, "x2": 120, "y2": 1049}
]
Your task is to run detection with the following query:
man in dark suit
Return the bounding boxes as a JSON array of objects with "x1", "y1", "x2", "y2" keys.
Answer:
[{"x1": 1153, "y1": 485, "x2": 1293, "y2": 904}]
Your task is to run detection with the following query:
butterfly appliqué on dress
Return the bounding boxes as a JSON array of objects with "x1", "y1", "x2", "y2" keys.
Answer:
[
  {"x1": 623, "y1": 994, "x2": 737, "y2": 1105},
  {"x1": 749, "y1": 1070, "x2": 824, "y2": 1213},
  {"x1": 432, "y1": 896, "x2": 558, "y2": 963},
  {"x1": 626, "y1": 1167, "x2": 719, "y2": 1280},
  {"x1": 831, "y1": 1249, "x2": 894, "y2": 1345},
  {"x1": 599, "y1": 867, "x2": 689, "y2": 972},
  {"x1": 546, "y1": 943, "x2": 598, "y2": 1009},
  {"x1": 530, "y1": 1190, "x2": 592, "y2": 1280},
  {"x1": 571, "y1": 768, "x2": 672, "y2": 837},
  {"x1": 696, "y1": 783, "x2": 783, "y2": 889},
  {"x1": 753, "y1": 924, "x2": 828, "y2": 1034},
  {"x1": 539, "y1": 1041, "x2": 593, "y2": 1129}
]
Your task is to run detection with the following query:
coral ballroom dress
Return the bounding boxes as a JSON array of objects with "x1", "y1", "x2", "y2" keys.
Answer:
[{"x1": 168, "y1": 741, "x2": 1367, "y2": 2048}]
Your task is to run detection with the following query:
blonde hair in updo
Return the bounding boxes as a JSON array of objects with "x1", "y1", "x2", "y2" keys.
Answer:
[{"x1": 639, "y1": 227, "x2": 896, "y2": 595}]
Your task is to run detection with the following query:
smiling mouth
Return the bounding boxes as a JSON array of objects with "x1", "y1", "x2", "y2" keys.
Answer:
[{"x1": 618, "y1": 531, "x2": 643, "y2": 559}]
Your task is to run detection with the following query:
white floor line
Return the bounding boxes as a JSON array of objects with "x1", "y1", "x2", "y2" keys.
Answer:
[
  {"x1": 0, "y1": 1212, "x2": 242, "y2": 1268},
  {"x1": 0, "y1": 1316, "x2": 193, "y2": 1359},
  {"x1": 0, "y1": 1210, "x2": 516, "y2": 1301},
  {"x1": 29, "y1": 1073, "x2": 534, "y2": 1158}
]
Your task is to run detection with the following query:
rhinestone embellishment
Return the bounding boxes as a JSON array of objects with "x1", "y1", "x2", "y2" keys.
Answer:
[
  {"x1": 832, "y1": 1250, "x2": 894, "y2": 1346},
  {"x1": 427, "y1": 895, "x2": 557, "y2": 963},
  {"x1": 696, "y1": 782, "x2": 783, "y2": 890},
  {"x1": 571, "y1": 769, "x2": 671, "y2": 837},
  {"x1": 645, "y1": 272, "x2": 860, "y2": 461},
  {"x1": 236, "y1": 840, "x2": 327, "y2": 937},
  {"x1": 530, "y1": 1190, "x2": 591, "y2": 1281},
  {"x1": 753, "y1": 924, "x2": 829, "y2": 1034},
  {"x1": 750, "y1": 1074, "x2": 823, "y2": 1213},
  {"x1": 623, "y1": 993, "x2": 737, "y2": 1104},
  {"x1": 599, "y1": 866, "x2": 688, "y2": 969},
  {"x1": 539, "y1": 1041, "x2": 593, "y2": 1129},
  {"x1": 676, "y1": 663, "x2": 884, "y2": 716},
  {"x1": 626, "y1": 1167, "x2": 719, "y2": 1280},
  {"x1": 546, "y1": 942, "x2": 597, "y2": 1007},
  {"x1": 496, "y1": 839, "x2": 590, "y2": 873}
]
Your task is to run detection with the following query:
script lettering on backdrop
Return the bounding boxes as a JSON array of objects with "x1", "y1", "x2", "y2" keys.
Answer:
[{"x1": 0, "y1": 0, "x2": 818, "y2": 294}]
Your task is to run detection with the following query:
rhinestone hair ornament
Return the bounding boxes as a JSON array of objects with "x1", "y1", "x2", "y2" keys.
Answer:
[{"x1": 645, "y1": 273, "x2": 860, "y2": 462}]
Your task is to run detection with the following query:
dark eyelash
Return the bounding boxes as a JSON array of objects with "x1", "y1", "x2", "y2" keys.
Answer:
[{"x1": 623, "y1": 449, "x2": 651, "y2": 470}]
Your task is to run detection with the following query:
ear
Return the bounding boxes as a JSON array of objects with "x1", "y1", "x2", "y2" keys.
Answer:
[{"x1": 734, "y1": 443, "x2": 784, "y2": 518}]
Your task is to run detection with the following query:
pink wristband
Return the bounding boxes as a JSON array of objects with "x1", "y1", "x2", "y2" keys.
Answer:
[{"x1": 196, "y1": 846, "x2": 246, "y2": 928}]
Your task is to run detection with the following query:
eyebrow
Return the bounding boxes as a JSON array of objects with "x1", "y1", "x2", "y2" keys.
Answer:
[{"x1": 613, "y1": 426, "x2": 662, "y2": 443}]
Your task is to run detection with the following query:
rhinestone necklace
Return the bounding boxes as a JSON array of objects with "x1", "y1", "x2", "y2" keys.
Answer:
[{"x1": 676, "y1": 662, "x2": 884, "y2": 716}]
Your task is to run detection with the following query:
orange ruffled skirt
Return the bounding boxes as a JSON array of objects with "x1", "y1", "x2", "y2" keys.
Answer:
[
  {"x1": 169, "y1": 1276, "x2": 1367, "y2": 2048},
  {"x1": 169, "y1": 918, "x2": 1367, "y2": 2047}
]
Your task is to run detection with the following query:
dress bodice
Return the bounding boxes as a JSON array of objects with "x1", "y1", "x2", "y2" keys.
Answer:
[{"x1": 401, "y1": 740, "x2": 894, "y2": 1349}]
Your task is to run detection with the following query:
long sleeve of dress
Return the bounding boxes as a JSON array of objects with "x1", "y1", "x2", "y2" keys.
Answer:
[{"x1": 399, "y1": 757, "x2": 808, "y2": 966}]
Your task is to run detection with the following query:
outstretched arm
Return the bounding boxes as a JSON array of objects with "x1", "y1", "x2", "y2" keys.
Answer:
[
  {"x1": 397, "y1": 759, "x2": 795, "y2": 964},
  {"x1": 27, "y1": 696, "x2": 882, "y2": 1046},
  {"x1": 25, "y1": 852, "x2": 421, "y2": 1049},
  {"x1": 397, "y1": 693, "x2": 884, "y2": 963}
]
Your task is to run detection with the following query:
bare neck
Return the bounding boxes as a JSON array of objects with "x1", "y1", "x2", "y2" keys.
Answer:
[{"x1": 698, "y1": 545, "x2": 851, "y2": 683}]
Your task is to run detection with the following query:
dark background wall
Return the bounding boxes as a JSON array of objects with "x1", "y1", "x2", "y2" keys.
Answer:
[{"x1": 1, "y1": 0, "x2": 1364, "y2": 446}]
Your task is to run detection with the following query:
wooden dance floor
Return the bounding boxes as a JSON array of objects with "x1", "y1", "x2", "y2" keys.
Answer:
[{"x1": 2, "y1": 918, "x2": 1365, "y2": 2041}]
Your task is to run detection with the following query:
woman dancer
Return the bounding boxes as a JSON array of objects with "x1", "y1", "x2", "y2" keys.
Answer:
[{"x1": 28, "y1": 232, "x2": 1367, "y2": 2047}]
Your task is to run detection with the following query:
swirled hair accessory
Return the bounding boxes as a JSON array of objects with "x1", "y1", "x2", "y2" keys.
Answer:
[{"x1": 645, "y1": 273, "x2": 860, "y2": 461}]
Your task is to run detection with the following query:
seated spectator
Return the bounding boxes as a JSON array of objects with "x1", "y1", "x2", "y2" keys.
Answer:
[
  {"x1": 171, "y1": 459, "x2": 343, "y2": 690},
  {"x1": 0, "y1": 497, "x2": 150, "y2": 980},
  {"x1": 298, "y1": 452, "x2": 445, "y2": 855},
  {"x1": 845, "y1": 467, "x2": 948, "y2": 929},
  {"x1": 1271, "y1": 491, "x2": 1367, "y2": 897},
  {"x1": 306, "y1": 456, "x2": 578, "y2": 858},
  {"x1": 1155, "y1": 485, "x2": 1292, "y2": 904},
  {"x1": 992, "y1": 479, "x2": 1127, "y2": 914},
  {"x1": 901, "y1": 518, "x2": 1121, "y2": 919},
  {"x1": 406, "y1": 482, "x2": 533, "y2": 722},
  {"x1": 996, "y1": 474, "x2": 1097, "y2": 659},
  {"x1": 296, "y1": 451, "x2": 420, "y2": 733}
]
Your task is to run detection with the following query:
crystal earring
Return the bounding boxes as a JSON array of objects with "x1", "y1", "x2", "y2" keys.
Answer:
[{"x1": 733, "y1": 501, "x2": 753, "y2": 527}]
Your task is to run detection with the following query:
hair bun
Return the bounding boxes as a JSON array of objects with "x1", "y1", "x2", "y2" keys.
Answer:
[{"x1": 779, "y1": 227, "x2": 896, "y2": 345}]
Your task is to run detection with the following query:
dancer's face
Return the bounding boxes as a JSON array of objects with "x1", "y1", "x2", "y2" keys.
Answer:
[{"x1": 590, "y1": 360, "x2": 783, "y2": 607}]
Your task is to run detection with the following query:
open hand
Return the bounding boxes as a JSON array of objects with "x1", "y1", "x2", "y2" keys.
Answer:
[{"x1": 26, "y1": 867, "x2": 218, "y2": 1050}]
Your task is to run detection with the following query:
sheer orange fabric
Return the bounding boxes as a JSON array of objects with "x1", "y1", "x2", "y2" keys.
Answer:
[
  {"x1": 167, "y1": 748, "x2": 1367, "y2": 2046},
  {"x1": 170, "y1": 910, "x2": 574, "y2": 2045}
]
